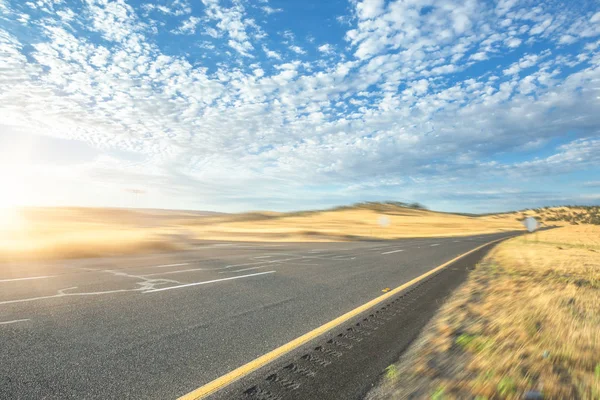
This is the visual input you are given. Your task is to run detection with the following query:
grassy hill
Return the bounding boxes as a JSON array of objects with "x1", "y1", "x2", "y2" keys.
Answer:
[
  {"x1": 518, "y1": 206, "x2": 600, "y2": 225},
  {"x1": 1, "y1": 203, "x2": 598, "y2": 260}
]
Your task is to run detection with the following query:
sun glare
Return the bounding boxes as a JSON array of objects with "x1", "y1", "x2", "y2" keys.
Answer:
[
  {"x1": 0, "y1": 206, "x2": 23, "y2": 229},
  {"x1": 0, "y1": 168, "x2": 30, "y2": 229}
]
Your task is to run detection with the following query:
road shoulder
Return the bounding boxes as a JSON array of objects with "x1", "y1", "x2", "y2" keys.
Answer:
[{"x1": 365, "y1": 225, "x2": 600, "y2": 400}]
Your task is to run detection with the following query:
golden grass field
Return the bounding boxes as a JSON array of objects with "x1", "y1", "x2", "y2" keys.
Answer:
[
  {"x1": 367, "y1": 224, "x2": 600, "y2": 400},
  {"x1": 0, "y1": 203, "x2": 529, "y2": 260},
  {"x1": 0, "y1": 203, "x2": 597, "y2": 260}
]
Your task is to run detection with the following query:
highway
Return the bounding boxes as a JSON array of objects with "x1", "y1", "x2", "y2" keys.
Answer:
[{"x1": 0, "y1": 231, "x2": 520, "y2": 399}]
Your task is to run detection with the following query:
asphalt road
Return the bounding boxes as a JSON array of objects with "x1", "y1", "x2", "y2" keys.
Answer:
[{"x1": 0, "y1": 231, "x2": 520, "y2": 399}]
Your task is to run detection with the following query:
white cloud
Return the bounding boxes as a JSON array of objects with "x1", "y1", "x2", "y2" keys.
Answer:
[
  {"x1": 0, "y1": 0, "x2": 599, "y2": 212},
  {"x1": 142, "y1": 0, "x2": 191, "y2": 16},
  {"x1": 200, "y1": 0, "x2": 259, "y2": 56},
  {"x1": 558, "y1": 34, "x2": 577, "y2": 45},
  {"x1": 505, "y1": 37, "x2": 522, "y2": 48},
  {"x1": 518, "y1": 75, "x2": 537, "y2": 94},
  {"x1": 172, "y1": 16, "x2": 201, "y2": 35},
  {"x1": 411, "y1": 79, "x2": 429, "y2": 95},
  {"x1": 261, "y1": 6, "x2": 282, "y2": 15},
  {"x1": 356, "y1": 0, "x2": 385, "y2": 20},
  {"x1": 503, "y1": 53, "x2": 541, "y2": 75},
  {"x1": 289, "y1": 45, "x2": 306, "y2": 54},
  {"x1": 470, "y1": 51, "x2": 488, "y2": 61},
  {"x1": 529, "y1": 17, "x2": 553, "y2": 35},
  {"x1": 317, "y1": 43, "x2": 334, "y2": 54},
  {"x1": 262, "y1": 44, "x2": 281, "y2": 59}
]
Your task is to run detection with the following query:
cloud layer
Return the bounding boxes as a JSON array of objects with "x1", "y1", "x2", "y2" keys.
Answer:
[{"x1": 0, "y1": 0, "x2": 599, "y2": 212}]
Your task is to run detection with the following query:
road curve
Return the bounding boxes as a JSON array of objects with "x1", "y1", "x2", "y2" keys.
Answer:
[{"x1": 0, "y1": 231, "x2": 519, "y2": 399}]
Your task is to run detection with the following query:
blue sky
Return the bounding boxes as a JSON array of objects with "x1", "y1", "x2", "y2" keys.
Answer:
[{"x1": 0, "y1": 0, "x2": 599, "y2": 213}]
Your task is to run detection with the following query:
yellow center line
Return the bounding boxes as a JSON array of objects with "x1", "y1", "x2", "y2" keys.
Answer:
[{"x1": 178, "y1": 237, "x2": 509, "y2": 400}]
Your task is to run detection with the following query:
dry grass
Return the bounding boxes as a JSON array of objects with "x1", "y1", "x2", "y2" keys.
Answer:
[
  {"x1": 0, "y1": 204, "x2": 529, "y2": 260},
  {"x1": 3, "y1": 204, "x2": 597, "y2": 261},
  {"x1": 492, "y1": 206, "x2": 600, "y2": 227},
  {"x1": 367, "y1": 224, "x2": 600, "y2": 400},
  {"x1": 0, "y1": 207, "x2": 188, "y2": 260},
  {"x1": 186, "y1": 207, "x2": 525, "y2": 241}
]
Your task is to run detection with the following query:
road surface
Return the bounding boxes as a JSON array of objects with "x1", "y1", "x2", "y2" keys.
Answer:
[{"x1": 0, "y1": 231, "x2": 519, "y2": 399}]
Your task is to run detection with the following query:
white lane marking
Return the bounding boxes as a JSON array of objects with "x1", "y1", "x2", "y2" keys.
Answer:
[
  {"x1": 0, "y1": 270, "x2": 182, "y2": 306},
  {"x1": 219, "y1": 266, "x2": 266, "y2": 274},
  {"x1": 224, "y1": 258, "x2": 299, "y2": 269},
  {"x1": 0, "y1": 318, "x2": 31, "y2": 325},
  {"x1": 150, "y1": 263, "x2": 190, "y2": 269},
  {"x1": 453, "y1": 240, "x2": 461, "y2": 243},
  {"x1": 143, "y1": 271, "x2": 276, "y2": 293},
  {"x1": 0, "y1": 319, "x2": 31, "y2": 325},
  {"x1": 0, "y1": 287, "x2": 139, "y2": 306},
  {"x1": 0, "y1": 276, "x2": 55, "y2": 283},
  {"x1": 142, "y1": 267, "x2": 205, "y2": 277},
  {"x1": 268, "y1": 253, "x2": 355, "y2": 261},
  {"x1": 381, "y1": 249, "x2": 405, "y2": 255},
  {"x1": 143, "y1": 257, "x2": 300, "y2": 276},
  {"x1": 252, "y1": 256, "x2": 273, "y2": 259},
  {"x1": 430, "y1": 243, "x2": 440, "y2": 247}
]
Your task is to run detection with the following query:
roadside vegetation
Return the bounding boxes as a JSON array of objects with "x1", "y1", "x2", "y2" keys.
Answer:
[
  {"x1": 520, "y1": 206, "x2": 600, "y2": 226},
  {"x1": 366, "y1": 224, "x2": 600, "y2": 400},
  {"x1": 488, "y1": 205, "x2": 600, "y2": 226}
]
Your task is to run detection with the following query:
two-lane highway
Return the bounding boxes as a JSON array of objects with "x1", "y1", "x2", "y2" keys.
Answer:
[{"x1": 0, "y1": 231, "x2": 520, "y2": 399}]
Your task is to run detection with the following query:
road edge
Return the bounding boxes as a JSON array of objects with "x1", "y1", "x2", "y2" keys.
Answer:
[{"x1": 178, "y1": 236, "x2": 511, "y2": 400}]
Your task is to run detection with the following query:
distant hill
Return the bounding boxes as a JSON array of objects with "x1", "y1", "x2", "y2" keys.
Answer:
[
  {"x1": 506, "y1": 206, "x2": 600, "y2": 226},
  {"x1": 3, "y1": 203, "x2": 598, "y2": 260},
  {"x1": 281, "y1": 202, "x2": 600, "y2": 225}
]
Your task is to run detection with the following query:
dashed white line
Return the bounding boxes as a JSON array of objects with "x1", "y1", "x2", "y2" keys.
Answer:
[
  {"x1": 224, "y1": 257, "x2": 300, "y2": 269},
  {"x1": 150, "y1": 263, "x2": 190, "y2": 269},
  {"x1": 142, "y1": 267, "x2": 205, "y2": 277},
  {"x1": 219, "y1": 266, "x2": 267, "y2": 274},
  {"x1": 381, "y1": 249, "x2": 405, "y2": 255},
  {"x1": 0, "y1": 319, "x2": 31, "y2": 325},
  {"x1": 430, "y1": 243, "x2": 440, "y2": 247},
  {"x1": 143, "y1": 257, "x2": 300, "y2": 276},
  {"x1": 252, "y1": 256, "x2": 273, "y2": 259},
  {"x1": 0, "y1": 276, "x2": 55, "y2": 283},
  {"x1": 143, "y1": 271, "x2": 276, "y2": 293}
]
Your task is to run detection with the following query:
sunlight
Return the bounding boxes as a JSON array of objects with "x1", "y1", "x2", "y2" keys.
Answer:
[
  {"x1": 0, "y1": 167, "x2": 28, "y2": 207},
  {"x1": 0, "y1": 206, "x2": 23, "y2": 230},
  {"x1": 0, "y1": 166, "x2": 29, "y2": 229}
]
